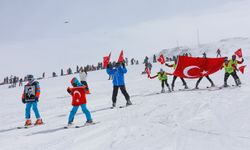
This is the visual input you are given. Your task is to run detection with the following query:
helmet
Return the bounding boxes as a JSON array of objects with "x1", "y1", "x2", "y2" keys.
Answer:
[
  {"x1": 160, "y1": 69, "x2": 164, "y2": 72},
  {"x1": 27, "y1": 74, "x2": 34, "y2": 82},
  {"x1": 232, "y1": 55, "x2": 236, "y2": 59}
]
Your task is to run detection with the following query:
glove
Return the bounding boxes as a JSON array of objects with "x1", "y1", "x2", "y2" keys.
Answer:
[
  {"x1": 67, "y1": 87, "x2": 71, "y2": 94},
  {"x1": 22, "y1": 98, "x2": 25, "y2": 104},
  {"x1": 35, "y1": 97, "x2": 39, "y2": 102},
  {"x1": 121, "y1": 62, "x2": 125, "y2": 68}
]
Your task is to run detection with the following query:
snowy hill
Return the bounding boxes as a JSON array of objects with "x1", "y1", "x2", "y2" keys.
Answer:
[
  {"x1": 0, "y1": 38, "x2": 250, "y2": 150},
  {"x1": 155, "y1": 37, "x2": 250, "y2": 59}
]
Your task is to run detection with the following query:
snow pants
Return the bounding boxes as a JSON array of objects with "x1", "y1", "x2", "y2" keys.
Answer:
[
  {"x1": 25, "y1": 102, "x2": 41, "y2": 119},
  {"x1": 112, "y1": 86, "x2": 130, "y2": 104},
  {"x1": 68, "y1": 104, "x2": 92, "y2": 124}
]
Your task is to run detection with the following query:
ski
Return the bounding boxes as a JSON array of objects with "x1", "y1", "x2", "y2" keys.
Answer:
[
  {"x1": 17, "y1": 123, "x2": 44, "y2": 129},
  {"x1": 64, "y1": 122, "x2": 100, "y2": 129}
]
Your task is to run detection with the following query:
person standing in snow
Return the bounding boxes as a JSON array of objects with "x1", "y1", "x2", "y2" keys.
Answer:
[
  {"x1": 216, "y1": 49, "x2": 221, "y2": 57},
  {"x1": 165, "y1": 57, "x2": 188, "y2": 91},
  {"x1": 21, "y1": 75, "x2": 43, "y2": 126},
  {"x1": 150, "y1": 69, "x2": 172, "y2": 93},
  {"x1": 195, "y1": 54, "x2": 215, "y2": 89},
  {"x1": 79, "y1": 67, "x2": 89, "y2": 90},
  {"x1": 106, "y1": 61, "x2": 132, "y2": 108},
  {"x1": 223, "y1": 55, "x2": 244, "y2": 87},
  {"x1": 67, "y1": 77, "x2": 93, "y2": 126}
]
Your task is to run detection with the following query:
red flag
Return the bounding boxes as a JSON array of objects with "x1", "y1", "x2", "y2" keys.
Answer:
[
  {"x1": 103, "y1": 52, "x2": 111, "y2": 68},
  {"x1": 173, "y1": 56, "x2": 225, "y2": 78},
  {"x1": 234, "y1": 48, "x2": 243, "y2": 58},
  {"x1": 117, "y1": 50, "x2": 124, "y2": 63},
  {"x1": 239, "y1": 65, "x2": 246, "y2": 74},
  {"x1": 145, "y1": 67, "x2": 151, "y2": 78},
  {"x1": 157, "y1": 54, "x2": 165, "y2": 65},
  {"x1": 70, "y1": 87, "x2": 87, "y2": 106}
]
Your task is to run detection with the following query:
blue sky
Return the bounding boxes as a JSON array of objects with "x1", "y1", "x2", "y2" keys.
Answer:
[{"x1": 0, "y1": 0, "x2": 249, "y2": 79}]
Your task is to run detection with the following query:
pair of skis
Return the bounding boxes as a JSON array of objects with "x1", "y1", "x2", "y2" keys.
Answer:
[{"x1": 64, "y1": 121, "x2": 100, "y2": 129}]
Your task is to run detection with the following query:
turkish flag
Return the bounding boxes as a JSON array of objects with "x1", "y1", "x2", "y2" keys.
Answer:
[
  {"x1": 103, "y1": 52, "x2": 111, "y2": 68},
  {"x1": 239, "y1": 65, "x2": 246, "y2": 74},
  {"x1": 117, "y1": 50, "x2": 124, "y2": 63},
  {"x1": 70, "y1": 87, "x2": 87, "y2": 106},
  {"x1": 145, "y1": 67, "x2": 151, "y2": 78},
  {"x1": 173, "y1": 56, "x2": 225, "y2": 79},
  {"x1": 157, "y1": 54, "x2": 165, "y2": 65},
  {"x1": 235, "y1": 48, "x2": 243, "y2": 58}
]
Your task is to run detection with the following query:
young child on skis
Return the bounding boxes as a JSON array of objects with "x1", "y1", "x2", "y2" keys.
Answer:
[
  {"x1": 66, "y1": 77, "x2": 93, "y2": 126},
  {"x1": 22, "y1": 75, "x2": 43, "y2": 126},
  {"x1": 150, "y1": 69, "x2": 172, "y2": 93}
]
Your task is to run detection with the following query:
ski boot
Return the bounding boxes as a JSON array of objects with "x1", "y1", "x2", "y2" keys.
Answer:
[
  {"x1": 223, "y1": 82, "x2": 229, "y2": 87},
  {"x1": 25, "y1": 119, "x2": 32, "y2": 126},
  {"x1": 34, "y1": 119, "x2": 43, "y2": 125},
  {"x1": 171, "y1": 85, "x2": 174, "y2": 91},
  {"x1": 211, "y1": 83, "x2": 215, "y2": 87},
  {"x1": 126, "y1": 99, "x2": 132, "y2": 106},
  {"x1": 167, "y1": 86, "x2": 171, "y2": 92},
  {"x1": 112, "y1": 102, "x2": 116, "y2": 108},
  {"x1": 161, "y1": 88, "x2": 165, "y2": 93},
  {"x1": 184, "y1": 84, "x2": 188, "y2": 89}
]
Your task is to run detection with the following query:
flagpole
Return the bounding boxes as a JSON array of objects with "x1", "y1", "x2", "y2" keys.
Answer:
[{"x1": 197, "y1": 28, "x2": 200, "y2": 48}]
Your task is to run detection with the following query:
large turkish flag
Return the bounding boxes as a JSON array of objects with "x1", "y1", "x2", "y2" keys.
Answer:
[
  {"x1": 70, "y1": 87, "x2": 87, "y2": 106},
  {"x1": 173, "y1": 56, "x2": 225, "y2": 78}
]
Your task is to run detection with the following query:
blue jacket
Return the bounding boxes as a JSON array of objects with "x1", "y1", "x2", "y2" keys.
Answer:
[{"x1": 106, "y1": 66, "x2": 127, "y2": 86}]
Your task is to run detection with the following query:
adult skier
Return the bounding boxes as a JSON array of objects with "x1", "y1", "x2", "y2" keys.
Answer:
[
  {"x1": 150, "y1": 69, "x2": 172, "y2": 93},
  {"x1": 21, "y1": 75, "x2": 43, "y2": 126},
  {"x1": 222, "y1": 57, "x2": 240, "y2": 87},
  {"x1": 106, "y1": 62, "x2": 132, "y2": 108},
  {"x1": 195, "y1": 54, "x2": 215, "y2": 89},
  {"x1": 67, "y1": 77, "x2": 93, "y2": 126},
  {"x1": 165, "y1": 58, "x2": 188, "y2": 91}
]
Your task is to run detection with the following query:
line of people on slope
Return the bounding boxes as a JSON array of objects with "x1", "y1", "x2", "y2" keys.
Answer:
[
  {"x1": 149, "y1": 54, "x2": 244, "y2": 93},
  {"x1": 21, "y1": 61, "x2": 132, "y2": 127}
]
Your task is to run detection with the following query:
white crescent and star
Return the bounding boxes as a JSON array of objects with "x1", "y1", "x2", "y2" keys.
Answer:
[
  {"x1": 73, "y1": 90, "x2": 81, "y2": 102},
  {"x1": 183, "y1": 66, "x2": 209, "y2": 77}
]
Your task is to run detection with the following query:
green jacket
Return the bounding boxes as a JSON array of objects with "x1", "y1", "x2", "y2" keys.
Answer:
[
  {"x1": 158, "y1": 72, "x2": 167, "y2": 81},
  {"x1": 223, "y1": 60, "x2": 235, "y2": 74}
]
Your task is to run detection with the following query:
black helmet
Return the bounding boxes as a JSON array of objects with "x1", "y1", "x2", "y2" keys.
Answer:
[{"x1": 27, "y1": 74, "x2": 34, "y2": 82}]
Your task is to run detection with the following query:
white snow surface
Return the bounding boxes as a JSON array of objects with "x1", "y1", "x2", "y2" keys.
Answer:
[{"x1": 0, "y1": 38, "x2": 250, "y2": 150}]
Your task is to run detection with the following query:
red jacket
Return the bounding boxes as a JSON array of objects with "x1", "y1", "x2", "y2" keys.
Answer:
[{"x1": 67, "y1": 86, "x2": 88, "y2": 106}]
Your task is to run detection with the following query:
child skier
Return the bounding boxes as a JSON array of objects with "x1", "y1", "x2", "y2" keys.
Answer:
[
  {"x1": 67, "y1": 77, "x2": 93, "y2": 126},
  {"x1": 165, "y1": 57, "x2": 188, "y2": 91},
  {"x1": 150, "y1": 69, "x2": 172, "y2": 93},
  {"x1": 223, "y1": 57, "x2": 241, "y2": 87},
  {"x1": 22, "y1": 75, "x2": 43, "y2": 126}
]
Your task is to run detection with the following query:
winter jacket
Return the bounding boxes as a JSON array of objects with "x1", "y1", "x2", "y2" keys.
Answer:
[
  {"x1": 67, "y1": 77, "x2": 89, "y2": 106},
  {"x1": 223, "y1": 61, "x2": 235, "y2": 74},
  {"x1": 22, "y1": 81, "x2": 40, "y2": 103},
  {"x1": 106, "y1": 66, "x2": 127, "y2": 86},
  {"x1": 157, "y1": 72, "x2": 168, "y2": 81}
]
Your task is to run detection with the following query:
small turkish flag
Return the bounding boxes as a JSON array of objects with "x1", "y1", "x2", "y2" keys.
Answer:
[
  {"x1": 239, "y1": 65, "x2": 246, "y2": 74},
  {"x1": 117, "y1": 50, "x2": 124, "y2": 63},
  {"x1": 157, "y1": 54, "x2": 165, "y2": 65},
  {"x1": 145, "y1": 67, "x2": 151, "y2": 78},
  {"x1": 234, "y1": 48, "x2": 243, "y2": 58},
  {"x1": 173, "y1": 56, "x2": 225, "y2": 79},
  {"x1": 103, "y1": 52, "x2": 111, "y2": 68}
]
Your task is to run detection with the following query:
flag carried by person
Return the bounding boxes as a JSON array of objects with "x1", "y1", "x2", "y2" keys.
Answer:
[
  {"x1": 145, "y1": 67, "x2": 151, "y2": 78},
  {"x1": 239, "y1": 65, "x2": 246, "y2": 74},
  {"x1": 103, "y1": 52, "x2": 111, "y2": 68},
  {"x1": 173, "y1": 56, "x2": 225, "y2": 78},
  {"x1": 157, "y1": 54, "x2": 165, "y2": 65},
  {"x1": 117, "y1": 50, "x2": 124, "y2": 63},
  {"x1": 234, "y1": 48, "x2": 243, "y2": 58}
]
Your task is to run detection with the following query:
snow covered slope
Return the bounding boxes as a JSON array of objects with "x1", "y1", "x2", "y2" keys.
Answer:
[
  {"x1": 155, "y1": 37, "x2": 250, "y2": 59},
  {"x1": 0, "y1": 38, "x2": 249, "y2": 150}
]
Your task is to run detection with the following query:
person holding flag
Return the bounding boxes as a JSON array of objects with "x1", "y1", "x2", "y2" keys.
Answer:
[
  {"x1": 150, "y1": 69, "x2": 172, "y2": 93},
  {"x1": 222, "y1": 57, "x2": 241, "y2": 87},
  {"x1": 165, "y1": 57, "x2": 188, "y2": 91},
  {"x1": 106, "y1": 50, "x2": 132, "y2": 108},
  {"x1": 230, "y1": 54, "x2": 244, "y2": 85}
]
